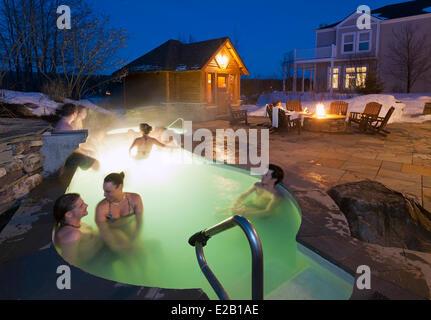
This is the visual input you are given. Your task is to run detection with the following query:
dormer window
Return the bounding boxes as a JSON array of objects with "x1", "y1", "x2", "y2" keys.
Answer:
[
  {"x1": 358, "y1": 31, "x2": 371, "y2": 52},
  {"x1": 342, "y1": 33, "x2": 355, "y2": 54}
]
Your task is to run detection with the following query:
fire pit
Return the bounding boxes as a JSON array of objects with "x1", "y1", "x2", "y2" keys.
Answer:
[{"x1": 303, "y1": 104, "x2": 347, "y2": 133}]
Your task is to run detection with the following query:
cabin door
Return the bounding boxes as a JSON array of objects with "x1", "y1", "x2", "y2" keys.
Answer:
[{"x1": 216, "y1": 74, "x2": 229, "y2": 115}]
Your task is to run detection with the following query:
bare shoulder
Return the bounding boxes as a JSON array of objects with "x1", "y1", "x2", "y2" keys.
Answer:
[
  {"x1": 126, "y1": 192, "x2": 142, "y2": 202},
  {"x1": 96, "y1": 198, "x2": 108, "y2": 210},
  {"x1": 56, "y1": 228, "x2": 81, "y2": 245},
  {"x1": 254, "y1": 182, "x2": 263, "y2": 189},
  {"x1": 95, "y1": 199, "x2": 108, "y2": 217}
]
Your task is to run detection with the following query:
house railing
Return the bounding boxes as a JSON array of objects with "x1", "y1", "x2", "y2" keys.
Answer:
[{"x1": 294, "y1": 45, "x2": 335, "y2": 62}]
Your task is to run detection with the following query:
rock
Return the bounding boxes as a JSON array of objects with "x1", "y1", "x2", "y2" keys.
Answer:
[
  {"x1": 12, "y1": 174, "x2": 42, "y2": 199},
  {"x1": 328, "y1": 180, "x2": 431, "y2": 253},
  {"x1": 1, "y1": 159, "x2": 24, "y2": 175},
  {"x1": 23, "y1": 153, "x2": 45, "y2": 173},
  {"x1": 23, "y1": 103, "x2": 39, "y2": 109}
]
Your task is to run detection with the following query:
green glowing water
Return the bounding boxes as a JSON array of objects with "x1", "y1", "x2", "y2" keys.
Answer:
[{"x1": 64, "y1": 148, "x2": 353, "y2": 300}]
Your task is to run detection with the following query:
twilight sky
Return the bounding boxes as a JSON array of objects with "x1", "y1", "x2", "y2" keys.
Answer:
[{"x1": 90, "y1": 0, "x2": 399, "y2": 78}]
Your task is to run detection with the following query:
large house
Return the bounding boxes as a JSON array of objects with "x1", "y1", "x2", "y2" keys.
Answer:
[
  {"x1": 116, "y1": 37, "x2": 249, "y2": 114},
  {"x1": 293, "y1": 0, "x2": 431, "y2": 93}
]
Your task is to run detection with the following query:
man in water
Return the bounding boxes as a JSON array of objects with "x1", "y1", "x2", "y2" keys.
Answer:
[
  {"x1": 53, "y1": 104, "x2": 78, "y2": 131},
  {"x1": 54, "y1": 103, "x2": 100, "y2": 172},
  {"x1": 53, "y1": 193, "x2": 103, "y2": 265},
  {"x1": 228, "y1": 164, "x2": 284, "y2": 216}
]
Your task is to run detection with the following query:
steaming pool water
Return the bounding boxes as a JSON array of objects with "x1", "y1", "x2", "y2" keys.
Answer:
[{"x1": 60, "y1": 132, "x2": 354, "y2": 300}]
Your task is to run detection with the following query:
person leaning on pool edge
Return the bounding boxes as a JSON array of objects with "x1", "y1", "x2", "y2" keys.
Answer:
[
  {"x1": 230, "y1": 164, "x2": 284, "y2": 216},
  {"x1": 95, "y1": 172, "x2": 143, "y2": 253},
  {"x1": 52, "y1": 193, "x2": 103, "y2": 265}
]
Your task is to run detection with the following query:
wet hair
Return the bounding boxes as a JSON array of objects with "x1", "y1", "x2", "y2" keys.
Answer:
[
  {"x1": 104, "y1": 172, "x2": 125, "y2": 187},
  {"x1": 53, "y1": 193, "x2": 80, "y2": 226},
  {"x1": 268, "y1": 164, "x2": 284, "y2": 186},
  {"x1": 77, "y1": 105, "x2": 87, "y2": 115},
  {"x1": 56, "y1": 103, "x2": 78, "y2": 117},
  {"x1": 139, "y1": 123, "x2": 152, "y2": 135}
]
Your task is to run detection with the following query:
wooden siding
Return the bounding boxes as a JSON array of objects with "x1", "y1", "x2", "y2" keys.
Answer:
[
  {"x1": 124, "y1": 72, "x2": 168, "y2": 107},
  {"x1": 172, "y1": 71, "x2": 203, "y2": 103}
]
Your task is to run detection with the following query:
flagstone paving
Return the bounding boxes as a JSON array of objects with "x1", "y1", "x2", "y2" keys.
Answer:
[
  {"x1": 194, "y1": 118, "x2": 431, "y2": 207},
  {"x1": 245, "y1": 118, "x2": 431, "y2": 207}
]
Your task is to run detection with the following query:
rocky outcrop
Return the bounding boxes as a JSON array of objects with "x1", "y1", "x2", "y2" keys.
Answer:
[{"x1": 328, "y1": 180, "x2": 431, "y2": 253}]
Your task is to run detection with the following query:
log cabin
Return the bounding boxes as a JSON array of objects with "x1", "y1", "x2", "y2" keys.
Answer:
[{"x1": 115, "y1": 37, "x2": 249, "y2": 115}]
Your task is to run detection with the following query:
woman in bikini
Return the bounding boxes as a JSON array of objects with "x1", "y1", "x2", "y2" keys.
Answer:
[
  {"x1": 95, "y1": 172, "x2": 143, "y2": 254},
  {"x1": 129, "y1": 123, "x2": 167, "y2": 159}
]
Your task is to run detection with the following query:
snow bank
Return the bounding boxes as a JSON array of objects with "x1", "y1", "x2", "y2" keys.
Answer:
[
  {"x1": 0, "y1": 89, "x2": 114, "y2": 116},
  {"x1": 344, "y1": 94, "x2": 405, "y2": 123},
  {"x1": 245, "y1": 92, "x2": 431, "y2": 124}
]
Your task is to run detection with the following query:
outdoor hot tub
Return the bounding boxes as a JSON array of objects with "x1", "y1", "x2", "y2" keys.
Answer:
[{"x1": 56, "y1": 130, "x2": 354, "y2": 300}]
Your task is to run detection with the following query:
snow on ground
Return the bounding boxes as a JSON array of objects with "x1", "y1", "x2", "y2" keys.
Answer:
[
  {"x1": 244, "y1": 91, "x2": 431, "y2": 124},
  {"x1": 0, "y1": 89, "x2": 114, "y2": 116}
]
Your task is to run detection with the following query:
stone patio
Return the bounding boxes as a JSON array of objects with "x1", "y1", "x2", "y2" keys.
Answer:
[
  {"x1": 192, "y1": 116, "x2": 431, "y2": 299},
  {"x1": 222, "y1": 117, "x2": 431, "y2": 212}
]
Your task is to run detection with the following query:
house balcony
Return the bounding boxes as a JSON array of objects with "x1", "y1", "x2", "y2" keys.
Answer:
[{"x1": 294, "y1": 45, "x2": 336, "y2": 65}]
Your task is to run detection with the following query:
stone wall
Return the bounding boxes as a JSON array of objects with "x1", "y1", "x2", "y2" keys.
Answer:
[{"x1": 0, "y1": 122, "x2": 49, "y2": 216}]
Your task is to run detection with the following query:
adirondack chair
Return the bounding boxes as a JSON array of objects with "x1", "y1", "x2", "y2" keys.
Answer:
[
  {"x1": 363, "y1": 106, "x2": 395, "y2": 136},
  {"x1": 285, "y1": 100, "x2": 302, "y2": 112},
  {"x1": 329, "y1": 101, "x2": 349, "y2": 115},
  {"x1": 229, "y1": 106, "x2": 248, "y2": 125},
  {"x1": 348, "y1": 102, "x2": 382, "y2": 129}
]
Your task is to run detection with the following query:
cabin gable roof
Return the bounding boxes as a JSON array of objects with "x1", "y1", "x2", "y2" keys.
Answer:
[{"x1": 116, "y1": 37, "x2": 248, "y2": 75}]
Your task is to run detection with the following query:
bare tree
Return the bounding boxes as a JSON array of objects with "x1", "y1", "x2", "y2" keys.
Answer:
[
  {"x1": 386, "y1": 23, "x2": 431, "y2": 93},
  {"x1": 0, "y1": 0, "x2": 127, "y2": 99}
]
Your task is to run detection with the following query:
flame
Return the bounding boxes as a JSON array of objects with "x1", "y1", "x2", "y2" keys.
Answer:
[{"x1": 315, "y1": 104, "x2": 326, "y2": 119}]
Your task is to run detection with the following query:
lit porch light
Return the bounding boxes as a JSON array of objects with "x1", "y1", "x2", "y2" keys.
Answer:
[{"x1": 216, "y1": 54, "x2": 229, "y2": 69}]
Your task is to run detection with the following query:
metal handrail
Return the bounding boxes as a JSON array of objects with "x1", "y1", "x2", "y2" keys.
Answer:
[
  {"x1": 166, "y1": 117, "x2": 184, "y2": 131},
  {"x1": 188, "y1": 215, "x2": 264, "y2": 300}
]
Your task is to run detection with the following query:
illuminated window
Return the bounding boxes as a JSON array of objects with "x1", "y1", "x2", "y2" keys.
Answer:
[
  {"x1": 207, "y1": 74, "x2": 214, "y2": 103},
  {"x1": 345, "y1": 66, "x2": 367, "y2": 89},
  {"x1": 328, "y1": 67, "x2": 339, "y2": 89},
  {"x1": 218, "y1": 76, "x2": 226, "y2": 88}
]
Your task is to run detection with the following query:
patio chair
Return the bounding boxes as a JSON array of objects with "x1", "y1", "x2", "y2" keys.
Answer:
[
  {"x1": 329, "y1": 101, "x2": 349, "y2": 115},
  {"x1": 285, "y1": 100, "x2": 302, "y2": 112},
  {"x1": 348, "y1": 102, "x2": 382, "y2": 129},
  {"x1": 229, "y1": 106, "x2": 248, "y2": 125},
  {"x1": 363, "y1": 106, "x2": 395, "y2": 136}
]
